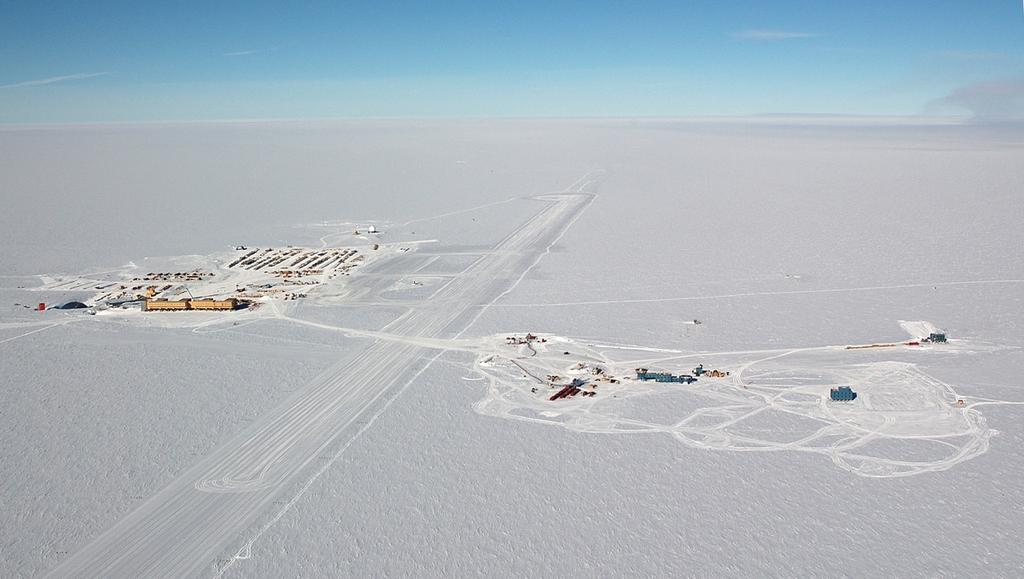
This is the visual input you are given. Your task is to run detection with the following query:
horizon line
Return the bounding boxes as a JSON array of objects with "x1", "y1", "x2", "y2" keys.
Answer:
[{"x1": 0, "y1": 113, "x2": 980, "y2": 131}]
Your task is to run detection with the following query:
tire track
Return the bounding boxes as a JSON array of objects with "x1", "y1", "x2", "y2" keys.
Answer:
[{"x1": 46, "y1": 179, "x2": 597, "y2": 579}]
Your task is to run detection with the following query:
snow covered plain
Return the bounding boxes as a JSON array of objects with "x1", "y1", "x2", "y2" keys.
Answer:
[{"x1": 1, "y1": 118, "x2": 1023, "y2": 577}]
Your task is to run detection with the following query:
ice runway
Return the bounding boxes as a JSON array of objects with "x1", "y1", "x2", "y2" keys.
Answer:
[{"x1": 45, "y1": 183, "x2": 596, "y2": 578}]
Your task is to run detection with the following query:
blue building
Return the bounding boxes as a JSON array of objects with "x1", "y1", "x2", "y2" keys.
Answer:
[
  {"x1": 830, "y1": 386, "x2": 857, "y2": 401},
  {"x1": 636, "y1": 369, "x2": 696, "y2": 384}
]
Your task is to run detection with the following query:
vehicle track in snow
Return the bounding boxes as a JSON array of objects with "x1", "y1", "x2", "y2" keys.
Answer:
[
  {"x1": 472, "y1": 335, "x2": 1023, "y2": 479},
  {"x1": 45, "y1": 175, "x2": 599, "y2": 579}
]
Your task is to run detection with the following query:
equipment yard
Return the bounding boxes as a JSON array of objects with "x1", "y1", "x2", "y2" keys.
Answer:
[{"x1": 472, "y1": 326, "x2": 1013, "y2": 478}]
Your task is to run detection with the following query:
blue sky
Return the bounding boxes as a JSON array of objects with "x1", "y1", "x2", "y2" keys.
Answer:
[{"x1": 1, "y1": 1, "x2": 1022, "y2": 122}]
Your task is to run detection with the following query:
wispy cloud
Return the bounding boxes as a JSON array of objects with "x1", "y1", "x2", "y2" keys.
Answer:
[
  {"x1": 731, "y1": 30, "x2": 821, "y2": 41},
  {"x1": 929, "y1": 50, "x2": 1008, "y2": 62},
  {"x1": 0, "y1": 71, "x2": 110, "y2": 89},
  {"x1": 223, "y1": 47, "x2": 276, "y2": 57},
  {"x1": 928, "y1": 76, "x2": 1024, "y2": 120}
]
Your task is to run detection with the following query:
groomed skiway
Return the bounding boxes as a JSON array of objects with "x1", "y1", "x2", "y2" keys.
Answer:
[{"x1": 45, "y1": 177, "x2": 599, "y2": 578}]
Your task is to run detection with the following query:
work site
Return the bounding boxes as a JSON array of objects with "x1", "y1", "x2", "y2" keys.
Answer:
[
  {"x1": 26, "y1": 242, "x2": 391, "y2": 317},
  {"x1": 469, "y1": 323, "x2": 1006, "y2": 479}
]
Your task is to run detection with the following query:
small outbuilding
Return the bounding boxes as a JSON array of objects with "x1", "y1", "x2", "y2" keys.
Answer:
[
  {"x1": 55, "y1": 301, "x2": 89, "y2": 310},
  {"x1": 831, "y1": 386, "x2": 858, "y2": 401}
]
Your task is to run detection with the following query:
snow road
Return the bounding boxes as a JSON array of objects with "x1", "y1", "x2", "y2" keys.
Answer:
[
  {"x1": 472, "y1": 334, "x2": 1018, "y2": 479},
  {"x1": 45, "y1": 183, "x2": 596, "y2": 578}
]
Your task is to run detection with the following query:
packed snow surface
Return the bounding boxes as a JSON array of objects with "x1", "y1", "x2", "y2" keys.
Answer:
[
  {"x1": 1, "y1": 119, "x2": 1023, "y2": 577},
  {"x1": 474, "y1": 332, "x2": 1017, "y2": 478}
]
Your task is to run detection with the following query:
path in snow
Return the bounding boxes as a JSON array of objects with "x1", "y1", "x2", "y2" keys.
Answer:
[
  {"x1": 470, "y1": 334, "x2": 1024, "y2": 479},
  {"x1": 45, "y1": 176, "x2": 599, "y2": 579}
]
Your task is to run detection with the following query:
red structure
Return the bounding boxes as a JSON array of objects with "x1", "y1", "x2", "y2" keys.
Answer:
[
  {"x1": 549, "y1": 386, "x2": 583, "y2": 401},
  {"x1": 549, "y1": 385, "x2": 574, "y2": 401}
]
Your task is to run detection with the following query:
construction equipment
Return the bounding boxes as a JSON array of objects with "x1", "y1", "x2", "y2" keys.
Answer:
[
  {"x1": 924, "y1": 332, "x2": 947, "y2": 343},
  {"x1": 506, "y1": 334, "x2": 540, "y2": 345}
]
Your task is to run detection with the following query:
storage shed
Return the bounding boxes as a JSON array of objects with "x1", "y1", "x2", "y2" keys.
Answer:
[{"x1": 830, "y1": 386, "x2": 858, "y2": 401}]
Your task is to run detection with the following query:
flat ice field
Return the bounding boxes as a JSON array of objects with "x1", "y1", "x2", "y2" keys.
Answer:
[{"x1": 2, "y1": 119, "x2": 1023, "y2": 577}]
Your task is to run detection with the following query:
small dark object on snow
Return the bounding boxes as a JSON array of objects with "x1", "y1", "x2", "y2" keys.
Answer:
[{"x1": 830, "y1": 386, "x2": 857, "y2": 401}]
